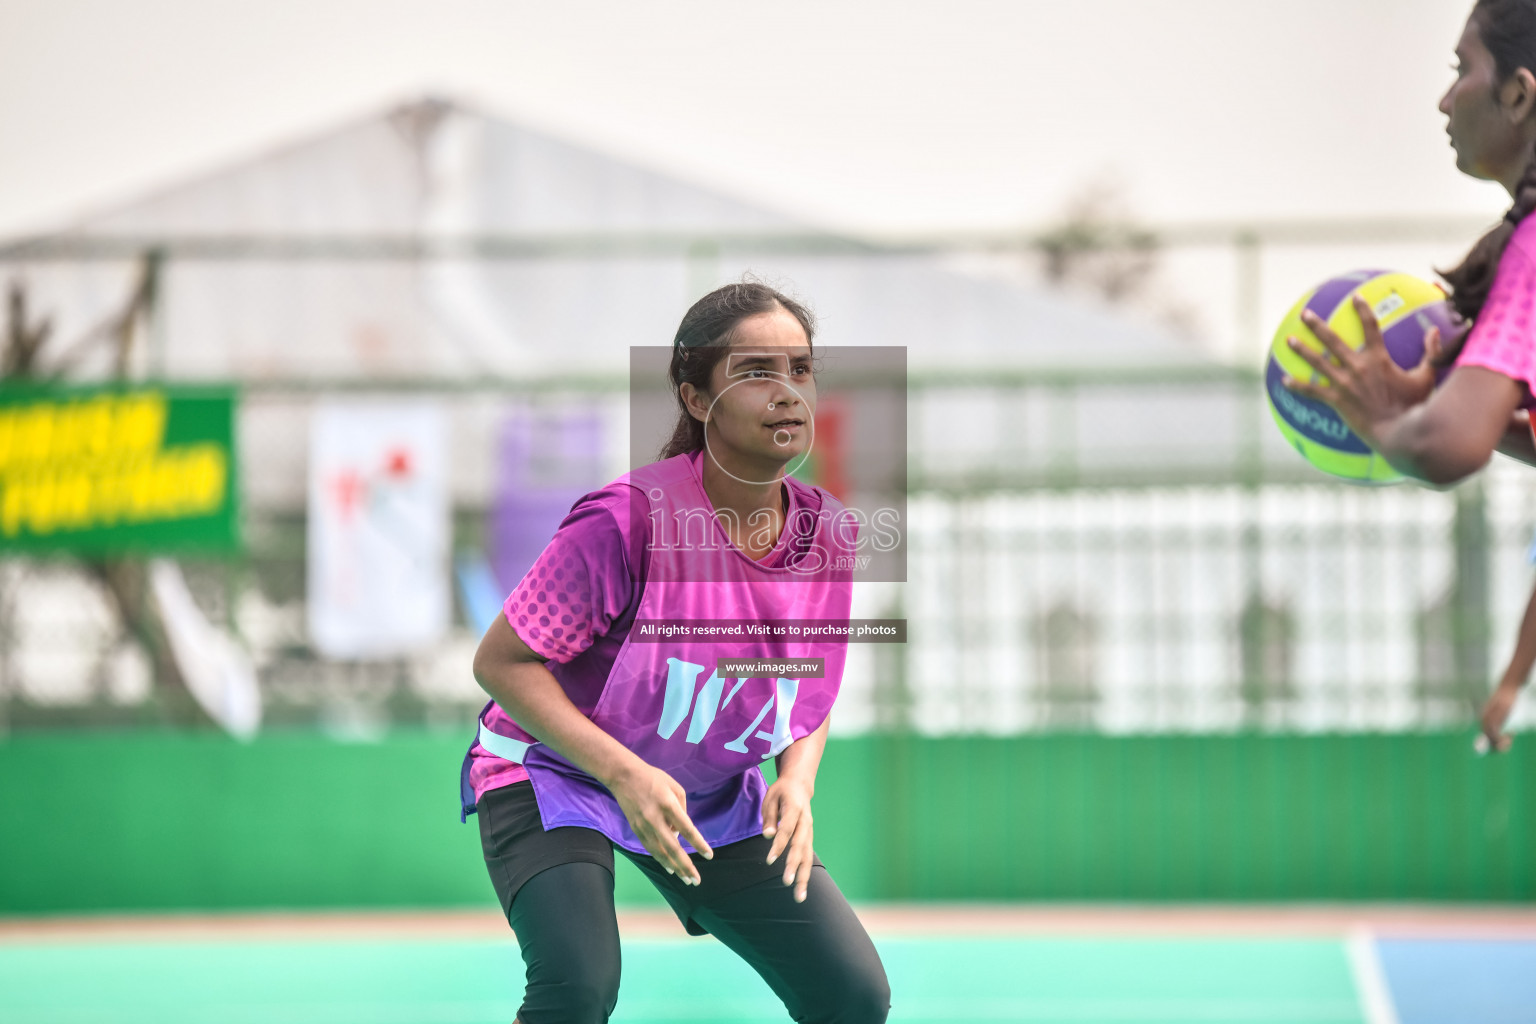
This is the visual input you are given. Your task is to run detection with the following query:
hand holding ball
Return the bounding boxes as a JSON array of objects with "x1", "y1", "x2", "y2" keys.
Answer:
[{"x1": 1265, "y1": 270, "x2": 1456, "y2": 484}]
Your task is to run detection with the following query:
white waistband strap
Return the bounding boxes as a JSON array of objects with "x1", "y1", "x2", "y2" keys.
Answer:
[{"x1": 478, "y1": 721, "x2": 532, "y2": 764}]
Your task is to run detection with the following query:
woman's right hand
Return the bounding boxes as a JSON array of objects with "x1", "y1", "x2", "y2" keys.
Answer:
[
  {"x1": 474, "y1": 617, "x2": 716, "y2": 882},
  {"x1": 1283, "y1": 297, "x2": 1443, "y2": 446},
  {"x1": 1480, "y1": 679, "x2": 1521, "y2": 754},
  {"x1": 608, "y1": 761, "x2": 713, "y2": 884}
]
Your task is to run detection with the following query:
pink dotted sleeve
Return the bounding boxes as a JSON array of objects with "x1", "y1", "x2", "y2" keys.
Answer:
[
  {"x1": 1458, "y1": 217, "x2": 1536, "y2": 398},
  {"x1": 502, "y1": 496, "x2": 636, "y2": 663}
]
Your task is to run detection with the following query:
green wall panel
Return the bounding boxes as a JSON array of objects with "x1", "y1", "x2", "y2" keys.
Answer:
[
  {"x1": 856, "y1": 733, "x2": 1533, "y2": 901},
  {"x1": 0, "y1": 731, "x2": 1529, "y2": 914}
]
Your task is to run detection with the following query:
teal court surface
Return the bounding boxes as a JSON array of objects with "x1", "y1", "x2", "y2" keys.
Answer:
[{"x1": 2, "y1": 907, "x2": 1533, "y2": 1023}]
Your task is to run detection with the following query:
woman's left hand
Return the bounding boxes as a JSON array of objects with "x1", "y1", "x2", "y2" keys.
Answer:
[
  {"x1": 1283, "y1": 294, "x2": 1443, "y2": 447},
  {"x1": 762, "y1": 775, "x2": 815, "y2": 903}
]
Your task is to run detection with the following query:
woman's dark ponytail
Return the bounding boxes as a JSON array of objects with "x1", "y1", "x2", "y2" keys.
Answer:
[
  {"x1": 1441, "y1": 142, "x2": 1536, "y2": 326},
  {"x1": 658, "y1": 280, "x2": 816, "y2": 460},
  {"x1": 1440, "y1": 0, "x2": 1536, "y2": 349}
]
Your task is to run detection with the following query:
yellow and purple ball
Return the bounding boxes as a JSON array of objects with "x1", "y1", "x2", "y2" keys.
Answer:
[{"x1": 1265, "y1": 269, "x2": 1455, "y2": 485}]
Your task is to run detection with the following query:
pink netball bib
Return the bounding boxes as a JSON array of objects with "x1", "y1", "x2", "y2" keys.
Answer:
[{"x1": 477, "y1": 453, "x2": 857, "y2": 854}]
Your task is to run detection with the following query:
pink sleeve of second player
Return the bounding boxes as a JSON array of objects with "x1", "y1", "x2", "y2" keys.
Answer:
[
  {"x1": 1457, "y1": 218, "x2": 1536, "y2": 399},
  {"x1": 502, "y1": 495, "x2": 637, "y2": 664}
]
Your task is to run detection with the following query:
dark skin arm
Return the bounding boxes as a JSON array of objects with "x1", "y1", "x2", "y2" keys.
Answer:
[
  {"x1": 1283, "y1": 295, "x2": 1523, "y2": 486},
  {"x1": 1346, "y1": 365, "x2": 1521, "y2": 484},
  {"x1": 471, "y1": 614, "x2": 713, "y2": 883}
]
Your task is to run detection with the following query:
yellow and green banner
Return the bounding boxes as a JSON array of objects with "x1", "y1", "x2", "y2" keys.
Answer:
[{"x1": 0, "y1": 383, "x2": 238, "y2": 553}]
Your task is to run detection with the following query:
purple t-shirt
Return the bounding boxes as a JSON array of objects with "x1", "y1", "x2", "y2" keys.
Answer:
[{"x1": 467, "y1": 452, "x2": 807, "y2": 802}]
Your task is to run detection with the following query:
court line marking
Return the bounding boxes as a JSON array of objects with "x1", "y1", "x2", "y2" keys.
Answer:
[
  {"x1": 623, "y1": 1002, "x2": 1364, "y2": 1022},
  {"x1": 7, "y1": 905, "x2": 1536, "y2": 943},
  {"x1": 1346, "y1": 927, "x2": 1401, "y2": 1024},
  {"x1": 2, "y1": 1004, "x2": 520, "y2": 1024},
  {"x1": 2, "y1": 1009, "x2": 1366, "y2": 1024}
]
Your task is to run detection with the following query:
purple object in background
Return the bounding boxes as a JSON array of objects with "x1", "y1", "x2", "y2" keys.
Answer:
[{"x1": 489, "y1": 410, "x2": 606, "y2": 593}]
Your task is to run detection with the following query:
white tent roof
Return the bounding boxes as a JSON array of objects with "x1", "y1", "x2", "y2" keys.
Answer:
[{"x1": 9, "y1": 97, "x2": 1208, "y2": 382}]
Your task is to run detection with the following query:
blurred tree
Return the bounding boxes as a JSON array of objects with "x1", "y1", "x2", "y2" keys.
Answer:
[
  {"x1": 1, "y1": 259, "x2": 214, "y2": 727},
  {"x1": 1416, "y1": 482, "x2": 1491, "y2": 723},
  {"x1": 2, "y1": 281, "x2": 53, "y2": 377},
  {"x1": 1237, "y1": 592, "x2": 1296, "y2": 725},
  {"x1": 868, "y1": 586, "x2": 913, "y2": 732},
  {"x1": 1034, "y1": 178, "x2": 1201, "y2": 340},
  {"x1": 1033, "y1": 599, "x2": 1100, "y2": 728}
]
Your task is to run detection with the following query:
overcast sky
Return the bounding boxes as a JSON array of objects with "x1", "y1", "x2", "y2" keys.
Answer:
[{"x1": 0, "y1": 0, "x2": 1507, "y2": 237}]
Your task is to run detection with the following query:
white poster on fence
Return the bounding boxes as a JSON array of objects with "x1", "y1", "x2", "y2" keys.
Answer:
[{"x1": 307, "y1": 401, "x2": 450, "y2": 659}]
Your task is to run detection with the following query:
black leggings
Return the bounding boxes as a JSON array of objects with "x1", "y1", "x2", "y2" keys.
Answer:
[
  {"x1": 509, "y1": 861, "x2": 890, "y2": 1024},
  {"x1": 480, "y1": 782, "x2": 889, "y2": 1024}
]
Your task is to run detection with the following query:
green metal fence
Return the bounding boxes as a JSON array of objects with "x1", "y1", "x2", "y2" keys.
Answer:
[{"x1": 1, "y1": 369, "x2": 1533, "y2": 738}]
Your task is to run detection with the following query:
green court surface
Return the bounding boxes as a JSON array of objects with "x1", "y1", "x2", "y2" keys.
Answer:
[{"x1": 0, "y1": 934, "x2": 1368, "y2": 1024}]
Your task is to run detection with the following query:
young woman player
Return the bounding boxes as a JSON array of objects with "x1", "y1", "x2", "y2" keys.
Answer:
[
  {"x1": 462, "y1": 281, "x2": 890, "y2": 1024},
  {"x1": 1283, "y1": 0, "x2": 1536, "y2": 751}
]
